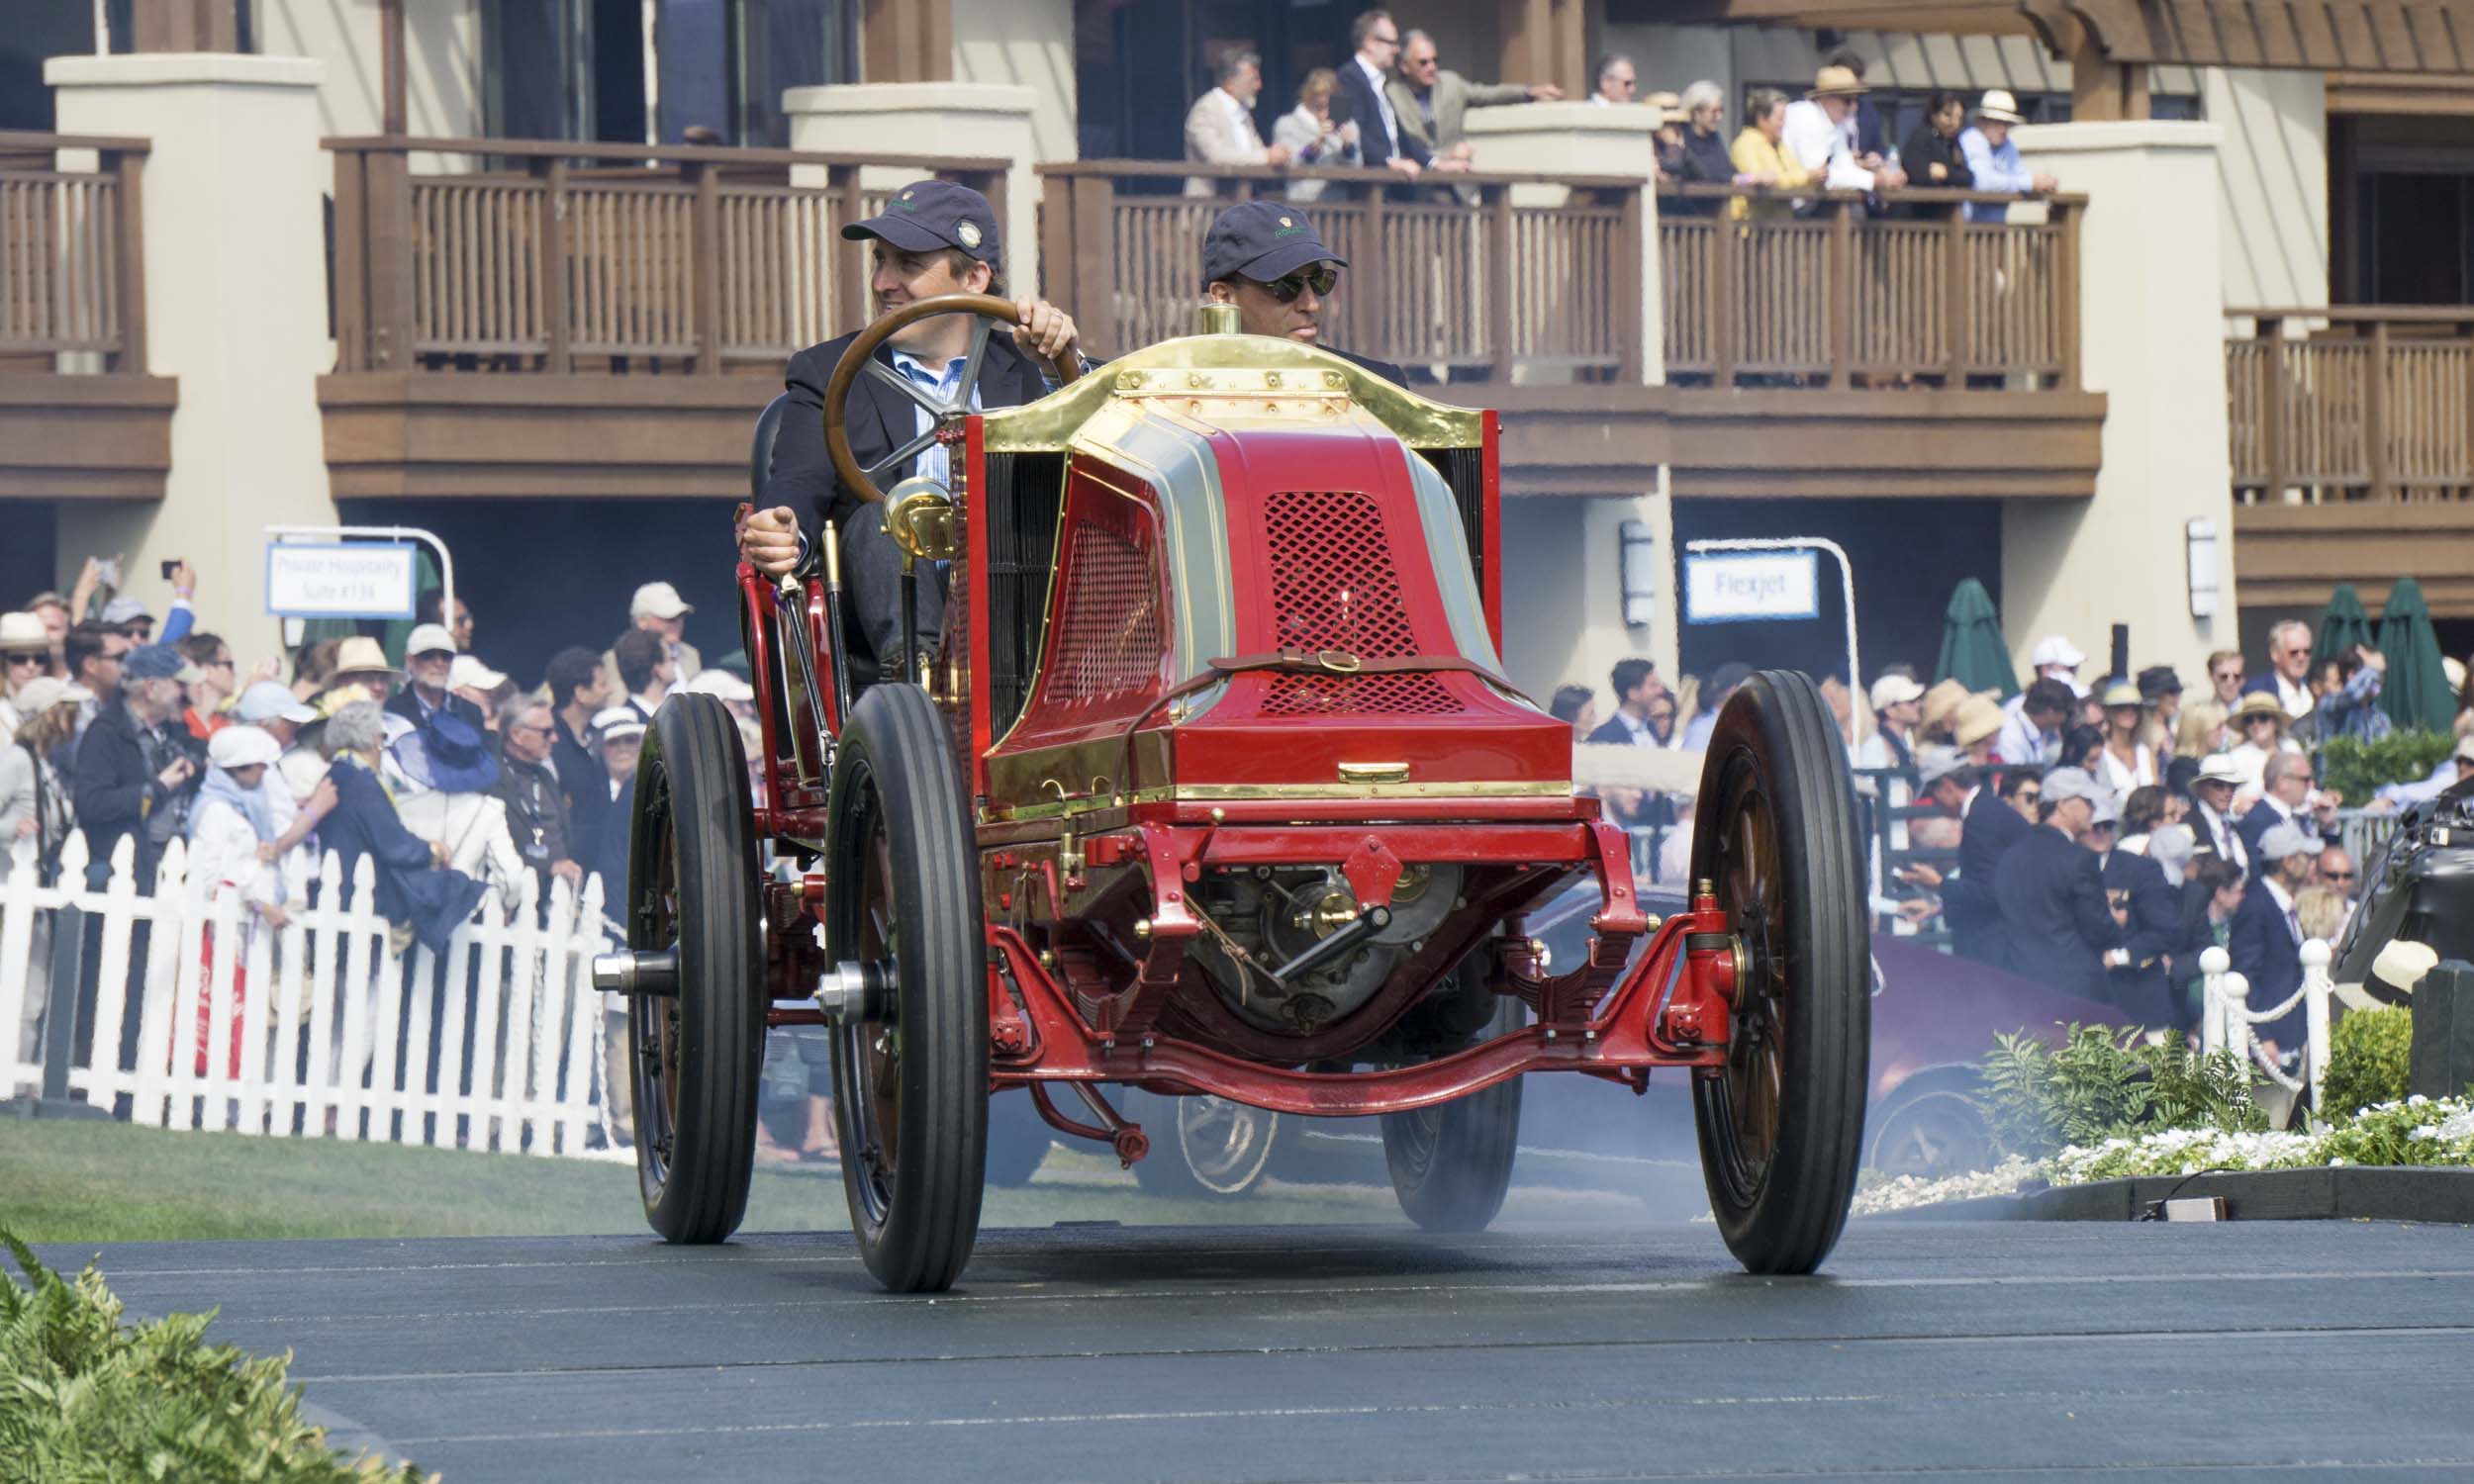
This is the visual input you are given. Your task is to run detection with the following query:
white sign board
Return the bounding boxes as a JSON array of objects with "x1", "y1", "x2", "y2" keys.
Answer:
[
  {"x1": 265, "y1": 542, "x2": 419, "y2": 619},
  {"x1": 1683, "y1": 551, "x2": 1820, "y2": 624}
]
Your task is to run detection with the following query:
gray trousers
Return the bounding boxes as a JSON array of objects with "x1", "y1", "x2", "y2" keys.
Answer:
[{"x1": 841, "y1": 506, "x2": 945, "y2": 678}]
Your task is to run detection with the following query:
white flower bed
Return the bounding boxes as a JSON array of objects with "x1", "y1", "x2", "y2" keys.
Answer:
[{"x1": 1854, "y1": 1096, "x2": 2474, "y2": 1216}]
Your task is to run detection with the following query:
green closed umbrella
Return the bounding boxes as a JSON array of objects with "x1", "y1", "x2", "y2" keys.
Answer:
[
  {"x1": 2312, "y1": 582, "x2": 2376, "y2": 672},
  {"x1": 2377, "y1": 577, "x2": 2455, "y2": 733},
  {"x1": 1933, "y1": 578, "x2": 2019, "y2": 699}
]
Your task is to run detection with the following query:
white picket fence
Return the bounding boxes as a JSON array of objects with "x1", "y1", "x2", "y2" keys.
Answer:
[
  {"x1": 1, "y1": 830, "x2": 622, "y2": 1159},
  {"x1": 2198, "y1": 941, "x2": 2334, "y2": 1118}
]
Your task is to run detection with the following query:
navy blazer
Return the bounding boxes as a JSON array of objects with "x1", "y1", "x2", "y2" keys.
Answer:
[
  {"x1": 1333, "y1": 58, "x2": 1428, "y2": 171},
  {"x1": 1994, "y1": 823, "x2": 2121, "y2": 1002},
  {"x1": 2102, "y1": 848, "x2": 2180, "y2": 1025},
  {"x1": 1949, "y1": 787, "x2": 2031, "y2": 964},
  {"x1": 2234, "y1": 798, "x2": 2338, "y2": 882},
  {"x1": 2228, "y1": 881, "x2": 2307, "y2": 1050},
  {"x1": 763, "y1": 330, "x2": 1052, "y2": 545},
  {"x1": 319, "y1": 757, "x2": 485, "y2": 953}
]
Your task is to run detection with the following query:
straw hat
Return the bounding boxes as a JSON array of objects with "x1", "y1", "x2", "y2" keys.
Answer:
[
  {"x1": 331, "y1": 635, "x2": 401, "y2": 682},
  {"x1": 1953, "y1": 694, "x2": 2006, "y2": 749},
  {"x1": 1974, "y1": 88, "x2": 2026, "y2": 125},
  {"x1": 1920, "y1": 678, "x2": 1972, "y2": 732},
  {"x1": 1643, "y1": 89, "x2": 1684, "y2": 125},
  {"x1": 0, "y1": 611, "x2": 48, "y2": 654},
  {"x1": 1808, "y1": 64, "x2": 1868, "y2": 98},
  {"x1": 2229, "y1": 691, "x2": 2287, "y2": 726}
]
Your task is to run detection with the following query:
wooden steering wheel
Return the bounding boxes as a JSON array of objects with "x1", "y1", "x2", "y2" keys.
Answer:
[{"x1": 821, "y1": 293, "x2": 1086, "y2": 508}]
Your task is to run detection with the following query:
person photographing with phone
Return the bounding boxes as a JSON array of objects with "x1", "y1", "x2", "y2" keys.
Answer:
[{"x1": 70, "y1": 642, "x2": 206, "y2": 888}]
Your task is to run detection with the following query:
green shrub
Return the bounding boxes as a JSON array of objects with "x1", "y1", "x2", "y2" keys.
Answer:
[
  {"x1": 2323, "y1": 1006, "x2": 2417, "y2": 1119},
  {"x1": 2318, "y1": 730, "x2": 2455, "y2": 804},
  {"x1": 1977, "y1": 1023, "x2": 2266, "y2": 1160},
  {"x1": 0, "y1": 1233, "x2": 430, "y2": 1484}
]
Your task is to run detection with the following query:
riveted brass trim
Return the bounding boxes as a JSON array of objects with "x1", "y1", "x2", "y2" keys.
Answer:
[
  {"x1": 1336, "y1": 761, "x2": 1411, "y2": 784},
  {"x1": 983, "y1": 331, "x2": 1482, "y2": 452}
]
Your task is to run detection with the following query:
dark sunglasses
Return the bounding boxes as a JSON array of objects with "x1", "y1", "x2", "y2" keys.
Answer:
[
  {"x1": 5, "y1": 652, "x2": 43, "y2": 666},
  {"x1": 2016, "y1": 788, "x2": 2042, "y2": 802},
  {"x1": 1256, "y1": 265, "x2": 1339, "y2": 304},
  {"x1": 2322, "y1": 869, "x2": 2356, "y2": 881}
]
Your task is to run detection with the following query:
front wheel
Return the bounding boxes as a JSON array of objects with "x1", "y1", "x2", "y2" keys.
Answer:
[
  {"x1": 825, "y1": 684, "x2": 989, "y2": 1293},
  {"x1": 1688, "y1": 670, "x2": 1870, "y2": 1275},
  {"x1": 628, "y1": 694, "x2": 764, "y2": 1244},
  {"x1": 1380, "y1": 1001, "x2": 1523, "y2": 1232}
]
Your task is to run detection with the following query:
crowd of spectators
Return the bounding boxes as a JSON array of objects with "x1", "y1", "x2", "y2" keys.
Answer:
[
  {"x1": 1, "y1": 561, "x2": 765, "y2": 1125},
  {"x1": 1566, "y1": 622, "x2": 2474, "y2": 1065},
  {"x1": 1178, "y1": 13, "x2": 2061, "y2": 221}
]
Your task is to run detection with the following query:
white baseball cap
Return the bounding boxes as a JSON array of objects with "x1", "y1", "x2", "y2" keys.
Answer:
[
  {"x1": 2030, "y1": 635, "x2": 2086, "y2": 670},
  {"x1": 630, "y1": 582, "x2": 694, "y2": 620},
  {"x1": 681, "y1": 669, "x2": 754, "y2": 701},
  {"x1": 2257, "y1": 821, "x2": 2319, "y2": 862},
  {"x1": 1869, "y1": 674, "x2": 1925, "y2": 710},
  {"x1": 236, "y1": 681, "x2": 319, "y2": 725},
  {"x1": 208, "y1": 724, "x2": 283, "y2": 771},
  {"x1": 592, "y1": 705, "x2": 647, "y2": 743},
  {"x1": 406, "y1": 622, "x2": 458, "y2": 658},
  {"x1": 448, "y1": 654, "x2": 509, "y2": 692},
  {"x1": 2040, "y1": 767, "x2": 2102, "y2": 805}
]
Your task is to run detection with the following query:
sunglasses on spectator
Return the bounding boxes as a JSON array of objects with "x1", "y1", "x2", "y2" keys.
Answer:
[
  {"x1": 2016, "y1": 788, "x2": 2042, "y2": 803},
  {"x1": 2322, "y1": 869, "x2": 2356, "y2": 881},
  {"x1": 1254, "y1": 265, "x2": 1339, "y2": 304},
  {"x1": 5, "y1": 653, "x2": 42, "y2": 667}
]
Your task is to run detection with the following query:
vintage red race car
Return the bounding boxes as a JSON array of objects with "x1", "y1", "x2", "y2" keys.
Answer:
[{"x1": 593, "y1": 295, "x2": 1872, "y2": 1292}]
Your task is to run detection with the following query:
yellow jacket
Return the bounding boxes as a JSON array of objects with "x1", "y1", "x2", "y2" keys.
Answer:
[{"x1": 1728, "y1": 129, "x2": 1811, "y2": 220}]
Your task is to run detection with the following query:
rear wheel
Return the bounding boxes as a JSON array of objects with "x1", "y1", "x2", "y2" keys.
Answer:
[
  {"x1": 1688, "y1": 670, "x2": 1870, "y2": 1275},
  {"x1": 825, "y1": 685, "x2": 988, "y2": 1292},
  {"x1": 628, "y1": 695, "x2": 764, "y2": 1244},
  {"x1": 1380, "y1": 1001, "x2": 1523, "y2": 1232}
]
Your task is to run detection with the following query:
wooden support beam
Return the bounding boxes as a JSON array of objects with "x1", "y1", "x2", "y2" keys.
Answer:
[
  {"x1": 1500, "y1": 0, "x2": 1587, "y2": 101},
  {"x1": 380, "y1": 0, "x2": 407, "y2": 136},
  {"x1": 863, "y1": 0, "x2": 954, "y2": 83},
  {"x1": 127, "y1": 0, "x2": 238, "y2": 51}
]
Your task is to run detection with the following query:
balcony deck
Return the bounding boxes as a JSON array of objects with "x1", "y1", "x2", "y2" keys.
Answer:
[
  {"x1": 0, "y1": 131, "x2": 175, "y2": 501},
  {"x1": 303, "y1": 140, "x2": 2106, "y2": 508},
  {"x1": 2228, "y1": 307, "x2": 2474, "y2": 616}
]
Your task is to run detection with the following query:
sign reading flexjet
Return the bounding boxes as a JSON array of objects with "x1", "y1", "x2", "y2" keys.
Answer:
[
  {"x1": 265, "y1": 542, "x2": 419, "y2": 619},
  {"x1": 1682, "y1": 551, "x2": 1820, "y2": 624}
]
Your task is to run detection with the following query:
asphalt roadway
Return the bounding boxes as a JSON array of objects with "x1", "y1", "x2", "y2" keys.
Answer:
[{"x1": 44, "y1": 1218, "x2": 2474, "y2": 1483}]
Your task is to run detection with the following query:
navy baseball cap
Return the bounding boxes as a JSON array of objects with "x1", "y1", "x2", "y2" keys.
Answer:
[
  {"x1": 124, "y1": 643, "x2": 202, "y2": 683},
  {"x1": 1201, "y1": 201, "x2": 1350, "y2": 288},
  {"x1": 841, "y1": 179, "x2": 1000, "y2": 263}
]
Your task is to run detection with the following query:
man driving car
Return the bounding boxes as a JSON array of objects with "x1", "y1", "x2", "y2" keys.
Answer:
[{"x1": 738, "y1": 180, "x2": 1083, "y2": 666}]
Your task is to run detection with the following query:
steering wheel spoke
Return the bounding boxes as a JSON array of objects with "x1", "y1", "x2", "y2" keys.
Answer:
[
  {"x1": 866, "y1": 425, "x2": 944, "y2": 484},
  {"x1": 822, "y1": 293, "x2": 1084, "y2": 511}
]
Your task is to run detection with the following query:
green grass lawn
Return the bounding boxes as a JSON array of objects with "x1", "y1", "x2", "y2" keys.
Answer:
[{"x1": 0, "y1": 1117, "x2": 1640, "y2": 1245}]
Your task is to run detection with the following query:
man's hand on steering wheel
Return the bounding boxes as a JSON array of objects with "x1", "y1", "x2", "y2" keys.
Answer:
[{"x1": 1011, "y1": 296, "x2": 1082, "y2": 370}]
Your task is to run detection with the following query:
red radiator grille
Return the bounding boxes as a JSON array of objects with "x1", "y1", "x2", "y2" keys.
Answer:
[
  {"x1": 1261, "y1": 490, "x2": 1459, "y2": 716},
  {"x1": 1046, "y1": 519, "x2": 1165, "y2": 702}
]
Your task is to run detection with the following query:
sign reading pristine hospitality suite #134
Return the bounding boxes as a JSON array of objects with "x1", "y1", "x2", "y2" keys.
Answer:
[
  {"x1": 264, "y1": 542, "x2": 419, "y2": 619},
  {"x1": 1682, "y1": 551, "x2": 1821, "y2": 625}
]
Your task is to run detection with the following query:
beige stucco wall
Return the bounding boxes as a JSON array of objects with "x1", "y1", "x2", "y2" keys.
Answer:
[
  {"x1": 2205, "y1": 67, "x2": 2329, "y2": 311},
  {"x1": 785, "y1": 83, "x2": 1044, "y2": 291},
  {"x1": 48, "y1": 53, "x2": 341, "y2": 656},
  {"x1": 951, "y1": 0, "x2": 1077, "y2": 163},
  {"x1": 2001, "y1": 121, "x2": 2236, "y2": 689},
  {"x1": 252, "y1": 0, "x2": 482, "y2": 139}
]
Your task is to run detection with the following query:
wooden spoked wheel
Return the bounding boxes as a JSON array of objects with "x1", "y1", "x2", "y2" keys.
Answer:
[
  {"x1": 824, "y1": 684, "x2": 989, "y2": 1293},
  {"x1": 628, "y1": 694, "x2": 764, "y2": 1245},
  {"x1": 1688, "y1": 670, "x2": 1870, "y2": 1276}
]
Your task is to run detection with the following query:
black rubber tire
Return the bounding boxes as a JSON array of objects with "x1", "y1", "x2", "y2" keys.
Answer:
[
  {"x1": 983, "y1": 1091, "x2": 1053, "y2": 1188},
  {"x1": 1126, "y1": 1090, "x2": 1283, "y2": 1198},
  {"x1": 1865, "y1": 1083, "x2": 1994, "y2": 1181},
  {"x1": 825, "y1": 684, "x2": 989, "y2": 1293},
  {"x1": 1380, "y1": 1000, "x2": 1524, "y2": 1232},
  {"x1": 1687, "y1": 669, "x2": 1871, "y2": 1276},
  {"x1": 628, "y1": 693, "x2": 765, "y2": 1244}
]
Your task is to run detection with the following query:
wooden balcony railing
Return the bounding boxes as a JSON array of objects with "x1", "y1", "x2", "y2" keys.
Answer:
[
  {"x1": 1037, "y1": 161, "x2": 1645, "y2": 381},
  {"x1": 0, "y1": 132, "x2": 148, "y2": 371},
  {"x1": 1658, "y1": 184, "x2": 2081, "y2": 389},
  {"x1": 327, "y1": 137, "x2": 1008, "y2": 373},
  {"x1": 2227, "y1": 307, "x2": 2474, "y2": 503}
]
